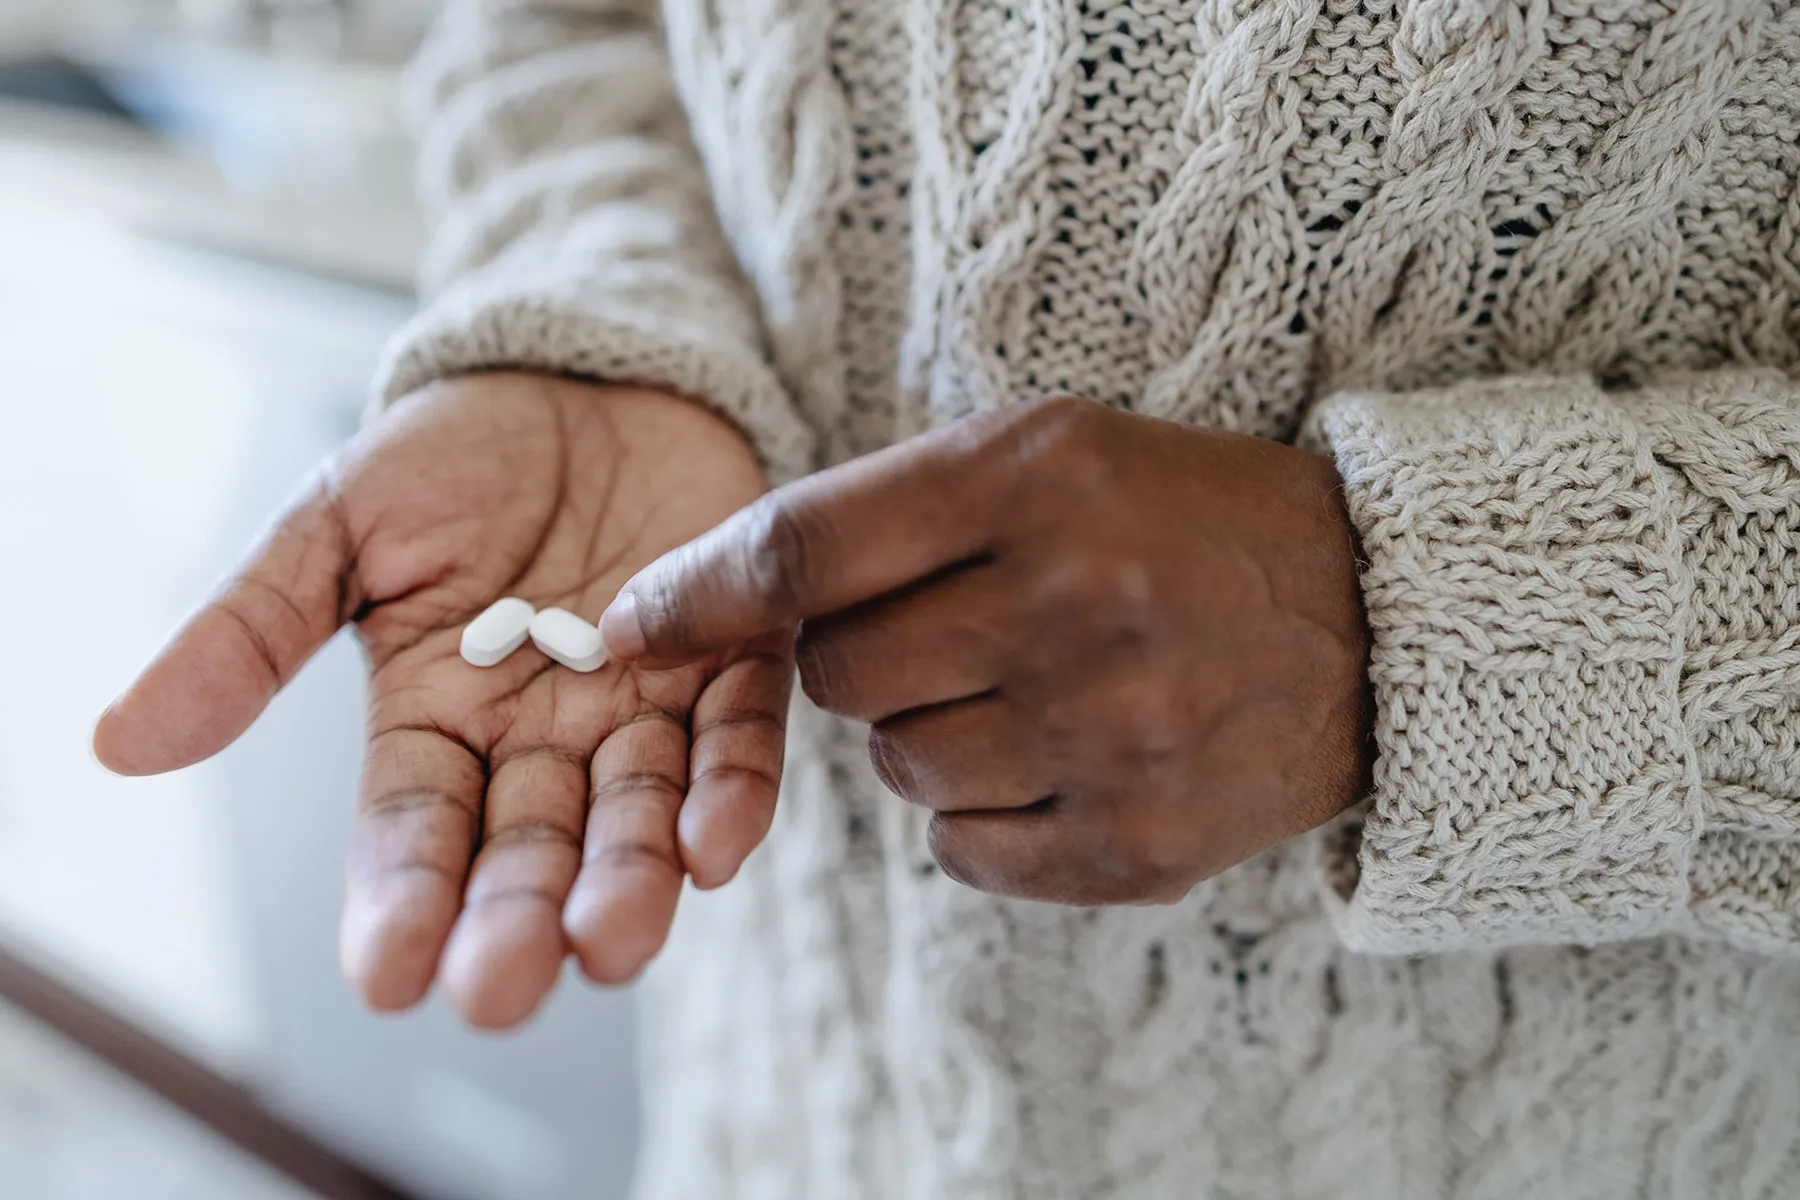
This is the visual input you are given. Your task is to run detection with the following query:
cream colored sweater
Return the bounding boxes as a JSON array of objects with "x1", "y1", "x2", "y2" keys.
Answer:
[{"x1": 378, "y1": 0, "x2": 1800, "y2": 1195}]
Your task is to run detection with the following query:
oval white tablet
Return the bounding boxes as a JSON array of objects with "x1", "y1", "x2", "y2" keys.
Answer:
[
  {"x1": 460, "y1": 597, "x2": 536, "y2": 667},
  {"x1": 529, "y1": 607, "x2": 606, "y2": 673}
]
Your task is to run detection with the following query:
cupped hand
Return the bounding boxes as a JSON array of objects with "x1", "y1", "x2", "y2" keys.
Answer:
[
  {"x1": 598, "y1": 396, "x2": 1372, "y2": 906},
  {"x1": 92, "y1": 374, "x2": 789, "y2": 1027}
]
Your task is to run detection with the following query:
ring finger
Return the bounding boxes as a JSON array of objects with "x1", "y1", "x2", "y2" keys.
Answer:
[{"x1": 796, "y1": 560, "x2": 1017, "y2": 723}]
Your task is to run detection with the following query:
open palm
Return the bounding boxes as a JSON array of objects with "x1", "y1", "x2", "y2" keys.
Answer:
[{"x1": 92, "y1": 374, "x2": 791, "y2": 1028}]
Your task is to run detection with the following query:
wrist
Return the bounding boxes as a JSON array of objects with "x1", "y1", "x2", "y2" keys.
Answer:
[
  {"x1": 585, "y1": 380, "x2": 766, "y2": 478},
  {"x1": 1253, "y1": 448, "x2": 1375, "y2": 819},
  {"x1": 422, "y1": 370, "x2": 763, "y2": 481},
  {"x1": 1311, "y1": 452, "x2": 1376, "y2": 815}
]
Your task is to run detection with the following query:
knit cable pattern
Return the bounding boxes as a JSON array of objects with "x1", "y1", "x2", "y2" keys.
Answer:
[{"x1": 382, "y1": 0, "x2": 1800, "y2": 1193}]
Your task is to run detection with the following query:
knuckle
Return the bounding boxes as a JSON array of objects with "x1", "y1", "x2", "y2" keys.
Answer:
[
  {"x1": 482, "y1": 820, "x2": 583, "y2": 856},
  {"x1": 1014, "y1": 393, "x2": 1100, "y2": 440},
  {"x1": 795, "y1": 625, "x2": 857, "y2": 715},
  {"x1": 928, "y1": 821, "x2": 1071, "y2": 904},
  {"x1": 965, "y1": 396, "x2": 1112, "y2": 505},
  {"x1": 741, "y1": 496, "x2": 821, "y2": 614},
  {"x1": 1106, "y1": 677, "x2": 1185, "y2": 759},
  {"x1": 360, "y1": 787, "x2": 478, "y2": 828},
  {"x1": 216, "y1": 593, "x2": 289, "y2": 685},
  {"x1": 1093, "y1": 557, "x2": 1160, "y2": 618},
  {"x1": 867, "y1": 727, "x2": 918, "y2": 801},
  {"x1": 586, "y1": 837, "x2": 682, "y2": 874},
  {"x1": 1013, "y1": 395, "x2": 1108, "y2": 465},
  {"x1": 1114, "y1": 820, "x2": 1197, "y2": 902},
  {"x1": 632, "y1": 556, "x2": 696, "y2": 650},
  {"x1": 1032, "y1": 553, "x2": 1163, "y2": 641},
  {"x1": 925, "y1": 814, "x2": 983, "y2": 889}
]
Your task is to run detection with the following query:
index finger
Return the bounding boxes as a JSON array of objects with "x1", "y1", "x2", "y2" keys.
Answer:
[{"x1": 599, "y1": 413, "x2": 1012, "y2": 666}]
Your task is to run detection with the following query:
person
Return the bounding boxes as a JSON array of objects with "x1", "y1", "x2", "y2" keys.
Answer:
[{"x1": 94, "y1": 0, "x2": 1800, "y2": 1193}]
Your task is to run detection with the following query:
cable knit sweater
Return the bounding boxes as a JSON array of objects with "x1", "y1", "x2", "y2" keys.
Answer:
[{"x1": 378, "y1": 0, "x2": 1800, "y2": 1195}]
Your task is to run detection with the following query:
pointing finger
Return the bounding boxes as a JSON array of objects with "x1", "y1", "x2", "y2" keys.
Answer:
[{"x1": 598, "y1": 411, "x2": 1024, "y2": 666}]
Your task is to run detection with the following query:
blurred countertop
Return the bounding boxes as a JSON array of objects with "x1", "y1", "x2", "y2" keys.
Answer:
[{"x1": 0, "y1": 39, "x2": 424, "y2": 292}]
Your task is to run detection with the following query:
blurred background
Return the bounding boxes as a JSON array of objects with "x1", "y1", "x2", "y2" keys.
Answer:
[{"x1": 0, "y1": 3, "x2": 641, "y2": 1198}]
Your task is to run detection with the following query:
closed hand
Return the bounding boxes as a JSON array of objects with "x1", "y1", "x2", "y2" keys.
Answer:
[{"x1": 600, "y1": 396, "x2": 1373, "y2": 905}]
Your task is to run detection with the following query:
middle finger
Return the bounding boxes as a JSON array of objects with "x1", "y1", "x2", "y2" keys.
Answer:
[
  {"x1": 438, "y1": 742, "x2": 589, "y2": 1029},
  {"x1": 796, "y1": 561, "x2": 1015, "y2": 723}
]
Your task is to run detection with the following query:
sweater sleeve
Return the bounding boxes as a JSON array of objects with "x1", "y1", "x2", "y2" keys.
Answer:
[
  {"x1": 1304, "y1": 367, "x2": 1800, "y2": 960},
  {"x1": 372, "y1": 0, "x2": 816, "y2": 481}
]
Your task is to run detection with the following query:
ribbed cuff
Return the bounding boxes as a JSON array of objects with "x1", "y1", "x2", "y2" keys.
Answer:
[
  {"x1": 372, "y1": 274, "x2": 818, "y2": 484},
  {"x1": 1303, "y1": 373, "x2": 1700, "y2": 954}
]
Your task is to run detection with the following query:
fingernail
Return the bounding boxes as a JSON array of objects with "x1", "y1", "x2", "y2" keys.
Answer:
[{"x1": 599, "y1": 593, "x2": 647, "y2": 660}]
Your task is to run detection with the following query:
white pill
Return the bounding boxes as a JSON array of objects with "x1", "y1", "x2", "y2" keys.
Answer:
[
  {"x1": 529, "y1": 607, "x2": 606, "y2": 673},
  {"x1": 460, "y1": 597, "x2": 536, "y2": 667}
]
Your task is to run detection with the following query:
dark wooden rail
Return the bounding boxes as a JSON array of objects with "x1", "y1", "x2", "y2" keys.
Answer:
[{"x1": 0, "y1": 942, "x2": 420, "y2": 1200}]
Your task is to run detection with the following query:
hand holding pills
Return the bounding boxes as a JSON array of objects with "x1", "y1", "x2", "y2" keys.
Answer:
[{"x1": 92, "y1": 375, "x2": 791, "y2": 1029}]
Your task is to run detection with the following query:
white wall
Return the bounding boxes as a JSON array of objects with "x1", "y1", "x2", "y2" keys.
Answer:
[{"x1": 0, "y1": 191, "x2": 393, "y2": 1070}]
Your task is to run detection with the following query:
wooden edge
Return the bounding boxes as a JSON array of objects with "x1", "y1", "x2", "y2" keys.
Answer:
[{"x1": 0, "y1": 941, "x2": 420, "y2": 1200}]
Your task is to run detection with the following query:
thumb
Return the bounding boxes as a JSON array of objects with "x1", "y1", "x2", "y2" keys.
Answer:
[{"x1": 93, "y1": 473, "x2": 356, "y2": 776}]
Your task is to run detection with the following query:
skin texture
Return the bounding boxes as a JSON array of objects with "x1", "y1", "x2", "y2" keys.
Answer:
[
  {"x1": 602, "y1": 396, "x2": 1373, "y2": 905},
  {"x1": 92, "y1": 374, "x2": 788, "y2": 1029}
]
